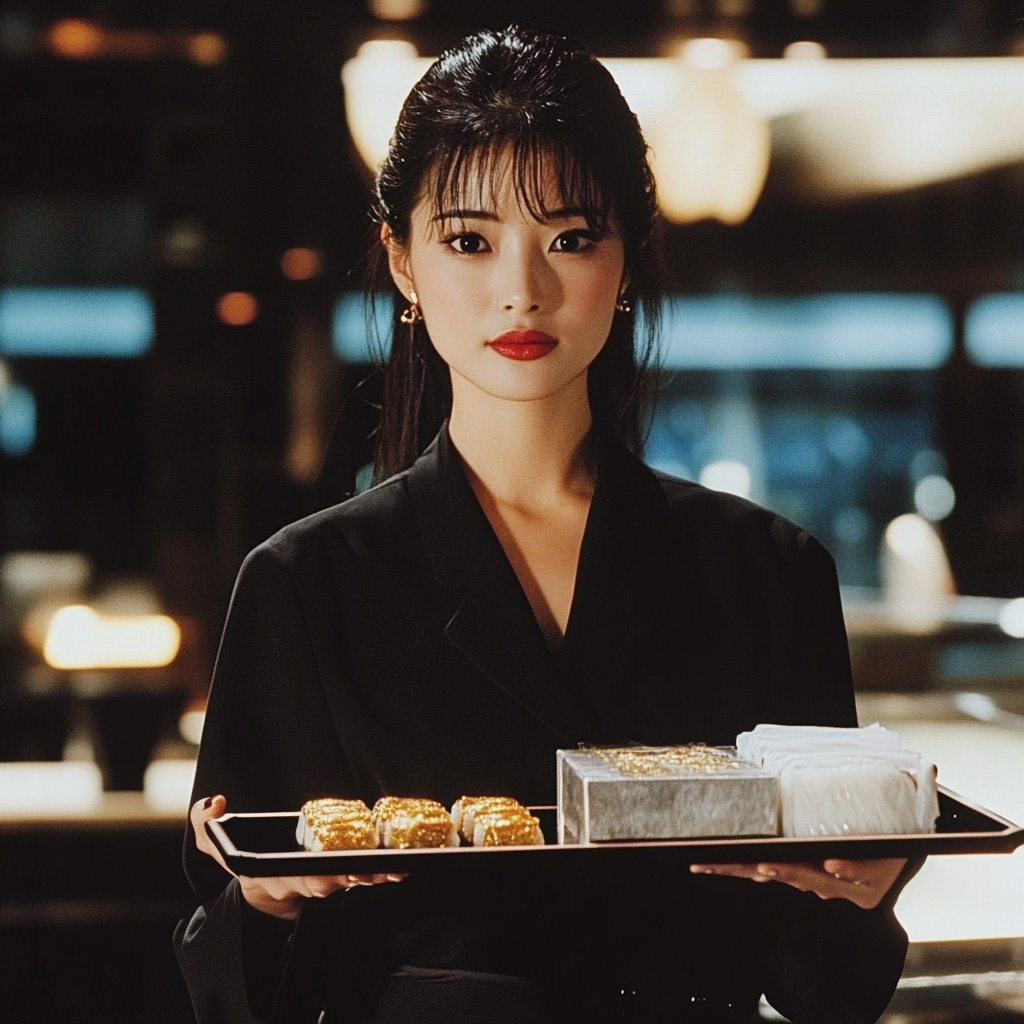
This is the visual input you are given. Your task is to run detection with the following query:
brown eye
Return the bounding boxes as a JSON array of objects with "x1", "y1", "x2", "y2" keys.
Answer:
[
  {"x1": 448, "y1": 233, "x2": 488, "y2": 254},
  {"x1": 551, "y1": 231, "x2": 595, "y2": 253}
]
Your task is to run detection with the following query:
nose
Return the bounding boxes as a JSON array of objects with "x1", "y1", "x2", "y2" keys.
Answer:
[{"x1": 497, "y1": 242, "x2": 551, "y2": 315}]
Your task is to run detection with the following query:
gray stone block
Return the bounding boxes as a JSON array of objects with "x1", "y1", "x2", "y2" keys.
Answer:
[{"x1": 557, "y1": 746, "x2": 779, "y2": 843}]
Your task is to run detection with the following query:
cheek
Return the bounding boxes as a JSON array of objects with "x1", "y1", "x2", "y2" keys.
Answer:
[
  {"x1": 563, "y1": 262, "x2": 622, "y2": 322},
  {"x1": 417, "y1": 260, "x2": 483, "y2": 323}
]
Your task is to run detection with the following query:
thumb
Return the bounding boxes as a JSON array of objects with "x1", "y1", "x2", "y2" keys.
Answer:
[{"x1": 190, "y1": 795, "x2": 235, "y2": 877}]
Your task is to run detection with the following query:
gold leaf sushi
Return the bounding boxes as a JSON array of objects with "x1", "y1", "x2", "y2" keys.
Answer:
[
  {"x1": 451, "y1": 796, "x2": 545, "y2": 846},
  {"x1": 372, "y1": 797, "x2": 459, "y2": 849},
  {"x1": 297, "y1": 798, "x2": 377, "y2": 851}
]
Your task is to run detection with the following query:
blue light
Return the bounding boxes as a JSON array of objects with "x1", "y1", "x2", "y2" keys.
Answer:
[
  {"x1": 0, "y1": 382, "x2": 37, "y2": 456},
  {"x1": 330, "y1": 292, "x2": 954, "y2": 369},
  {"x1": 332, "y1": 294, "x2": 392, "y2": 362},
  {"x1": 0, "y1": 288, "x2": 154, "y2": 357},
  {"x1": 965, "y1": 294, "x2": 1024, "y2": 368},
  {"x1": 653, "y1": 294, "x2": 953, "y2": 369}
]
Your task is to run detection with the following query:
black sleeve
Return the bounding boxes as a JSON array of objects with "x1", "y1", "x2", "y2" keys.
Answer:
[
  {"x1": 241, "y1": 900, "x2": 299, "y2": 1020},
  {"x1": 174, "y1": 880, "x2": 345, "y2": 1024},
  {"x1": 759, "y1": 532, "x2": 921, "y2": 1024},
  {"x1": 175, "y1": 541, "x2": 360, "y2": 1023}
]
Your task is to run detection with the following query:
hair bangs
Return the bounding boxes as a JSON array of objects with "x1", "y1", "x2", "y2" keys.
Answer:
[{"x1": 426, "y1": 135, "x2": 613, "y2": 236}]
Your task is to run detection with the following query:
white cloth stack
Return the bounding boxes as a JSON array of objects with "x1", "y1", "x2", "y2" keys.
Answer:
[{"x1": 736, "y1": 723, "x2": 939, "y2": 837}]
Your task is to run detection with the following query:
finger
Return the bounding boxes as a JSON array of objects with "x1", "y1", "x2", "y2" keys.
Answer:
[
  {"x1": 761, "y1": 862, "x2": 884, "y2": 907},
  {"x1": 190, "y1": 795, "x2": 232, "y2": 873},
  {"x1": 822, "y1": 858, "x2": 860, "y2": 879},
  {"x1": 755, "y1": 862, "x2": 834, "y2": 891},
  {"x1": 690, "y1": 863, "x2": 770, "y2": 881}
]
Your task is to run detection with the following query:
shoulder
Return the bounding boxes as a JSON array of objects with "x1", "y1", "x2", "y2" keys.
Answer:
[
  {"x1": 649, "y1": 468, "x2": 835, "y2": 577},
  {"x1": 240, "y1": 470, "x2": 417, "y2": 581}
]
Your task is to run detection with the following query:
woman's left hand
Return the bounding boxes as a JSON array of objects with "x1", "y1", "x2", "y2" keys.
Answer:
[{"x1": 688, "y1": 857, "x2": 908, "y2": 910}]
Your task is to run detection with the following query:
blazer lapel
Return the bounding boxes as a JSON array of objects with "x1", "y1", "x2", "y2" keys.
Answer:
[
  {"x1": 558, "y1": 431, "x2": 672, "y2": 735},
  {"x1": 407, "y1": 426, "x2": 596, "y2": 744}
]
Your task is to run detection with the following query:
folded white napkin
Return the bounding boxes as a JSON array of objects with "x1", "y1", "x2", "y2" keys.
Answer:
[{"x1": 736, "y1": 723, "x2": 939, "y2": 837}]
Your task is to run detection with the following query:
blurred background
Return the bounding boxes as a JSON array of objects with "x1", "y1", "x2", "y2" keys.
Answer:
[{"x1": 0, "y1": 1, "x2": 1022, "y2": 1021}]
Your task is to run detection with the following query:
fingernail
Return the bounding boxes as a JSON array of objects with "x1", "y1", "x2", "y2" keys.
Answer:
[
  {"x1": 758, "y1": 867, "x2": 777, "y2": 878},
  {"x1": 203, "y1": 797, "x2": 213, "y2": 809}
]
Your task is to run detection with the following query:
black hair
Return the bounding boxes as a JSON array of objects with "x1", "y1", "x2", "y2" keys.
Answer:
[{"x1": 368, "y1": 24, "x2": 661, "y2": 483}]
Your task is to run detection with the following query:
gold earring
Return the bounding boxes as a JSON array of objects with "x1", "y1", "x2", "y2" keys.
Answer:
[
  {"x1": 400, "y1": 290, "x2": 423, "y2": 324},
  {"x1": 615, "y1": 294, "x2": 633, "y2": 314}
]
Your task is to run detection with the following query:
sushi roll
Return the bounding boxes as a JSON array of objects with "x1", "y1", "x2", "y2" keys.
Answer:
[
  {"x1": 450, "y1": 796, "x2": 524, "y2": 842},
  {"x1": 297, "y1": 798, "x2": 377, "y2": 851},
  {"x1": 471, "y1": 808, "x2": 545, "y2": 847},
  {"x1": 296, "y1": 798, "x2": 361, "y2": 846},
  {"x1": 372, "y1": 797, "x2": 459, "y2": 849}
]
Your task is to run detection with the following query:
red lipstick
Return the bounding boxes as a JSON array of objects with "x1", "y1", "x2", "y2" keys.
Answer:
[{"x1": 487, "y1": 330, "x2": 557, "y2": 361}]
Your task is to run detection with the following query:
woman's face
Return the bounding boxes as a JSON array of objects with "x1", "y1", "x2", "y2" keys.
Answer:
[{"x1": 386, "y1": 152, "x2": 627, "y2": 407}]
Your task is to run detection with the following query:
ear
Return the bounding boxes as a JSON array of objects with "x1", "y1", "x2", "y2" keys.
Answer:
[
  {"x1": 381, "y1": 223, "x2": 416, "y2": 302},
  {"x1": 618, "y1": 269, "x2": 632, "y2": 300}
]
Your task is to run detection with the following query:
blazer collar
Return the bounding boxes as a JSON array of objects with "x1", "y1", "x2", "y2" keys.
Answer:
[{"x1": 406, "y1": 422, "x2": 674, "y2": 745}]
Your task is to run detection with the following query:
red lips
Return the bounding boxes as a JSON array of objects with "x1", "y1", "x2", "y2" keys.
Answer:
[{"x1": 487, "y1": 330, "x2": 558, "y2": 361}]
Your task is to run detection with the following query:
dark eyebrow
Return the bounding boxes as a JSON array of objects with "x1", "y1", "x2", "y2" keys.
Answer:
[
  {"x1": 544, "y1": 207, "x2": 590, "y2": 222},
  {"x1": 432, "y1": 209, "x2": 498, "y2": 223},
  {"x1": 432, "y1": 206, "x2": 593, "y2": 224}
]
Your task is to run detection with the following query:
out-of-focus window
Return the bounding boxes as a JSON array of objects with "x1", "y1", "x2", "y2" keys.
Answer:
[
  {"x1": 0, "y1": 287, "x2": 153, "y2": 358},
  {"x1": 333, "y1": 291, "x2": 955, "y2": 587},
  {"x1": 645, "y1": 294, "x2": 953, "y2": 587},
  {"x1": 966, "y1": 294, "x2": 1024, "y2": 368}
]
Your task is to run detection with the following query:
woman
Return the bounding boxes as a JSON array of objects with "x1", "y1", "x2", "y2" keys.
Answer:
[{"x1": 177, "y1": 25, "x2": 917, "y2": 1024}]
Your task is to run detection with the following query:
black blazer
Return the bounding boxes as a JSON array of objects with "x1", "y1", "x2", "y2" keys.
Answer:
[{"x1": 176, "y1": 425, "x2": 913, "y2": 1024}]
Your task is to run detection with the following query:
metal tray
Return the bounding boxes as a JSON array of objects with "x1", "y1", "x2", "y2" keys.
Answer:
[{"x1": 206, "y1": 785, "x2": 1024, "y2": 878}]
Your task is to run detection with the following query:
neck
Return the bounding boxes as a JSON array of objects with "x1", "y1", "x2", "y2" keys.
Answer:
[{"x1": 447, "y1": 373, "x2": 595, "y2": 508}]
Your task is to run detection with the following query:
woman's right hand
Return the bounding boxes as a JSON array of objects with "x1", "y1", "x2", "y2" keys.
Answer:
[{"x1": 191, "y1": 795, "x2": 407, "y2": 921}]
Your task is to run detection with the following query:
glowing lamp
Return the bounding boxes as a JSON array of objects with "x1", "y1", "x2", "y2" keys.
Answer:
[
  {"x1": 43, "y1": 605, "x2": 181, "y2": 670},
  {"x1": 649, "y1": 42, "x2": 771, "y2": 225},
  {"x1": 0, "y1": 761, "x2": 103, "y2": 814},
  {"x1": 881, "y1": 514, "x2": 955, "y2": 634},
  {"x1": 144, "y1": 759, "x2": 197, "y2": 813},
  {"x1": 341, "y1": 41, "x2": 431, "y2": 171}
]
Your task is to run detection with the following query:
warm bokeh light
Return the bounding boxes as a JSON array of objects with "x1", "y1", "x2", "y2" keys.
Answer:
[
  {"x1": 680, "y1": 37, "x2": 748, "y2": 72},
  {"x1": 342, "y1": 40, "x2": 426, "y2": 171},
  {"x1": 888, "y1": 721, "x2": 1024, "y2": 941},
  {"x1": 651, "y1": 46, "x2": 770, "y2": 225},
  {"x1": 144, "y1": 759, "x2": 197, "y2": 812},
  {"x1": 179, "y1": 708, "x2": 206, "y2": 746},
  {"x1": 783, "y1": 40, "x2": 827, "y2": 61},
  {"x1": 881, "y1": 514, "x2": 956, "y2": 633},
  {"x1": 774, "y1": 58, "x2": 1024, "y2": 200},
  {"x1": 280, "y1": 247, "x2": 323, "y2": 281},
  {"x1": 0, "y1": 762, "x2": 103, "y2": 814},
  {"x1": 187, "y1": 32, "x2": 227, "y2": 66},
  {"x1": 47, "y1": 19, "x2": 103, "y2": 60},
  {"x1": 216, "y1": 291, "x2": 259, "y2": 326},
  {"x1": 368, "y1": 0, "x2": 428, "y2": 19},
  {"x1": 43, "y1": 604, "x2": 181, "y2": 670},
  {"x1": 342, "y1": 49, "x2": 1024, "y2": 213}
]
